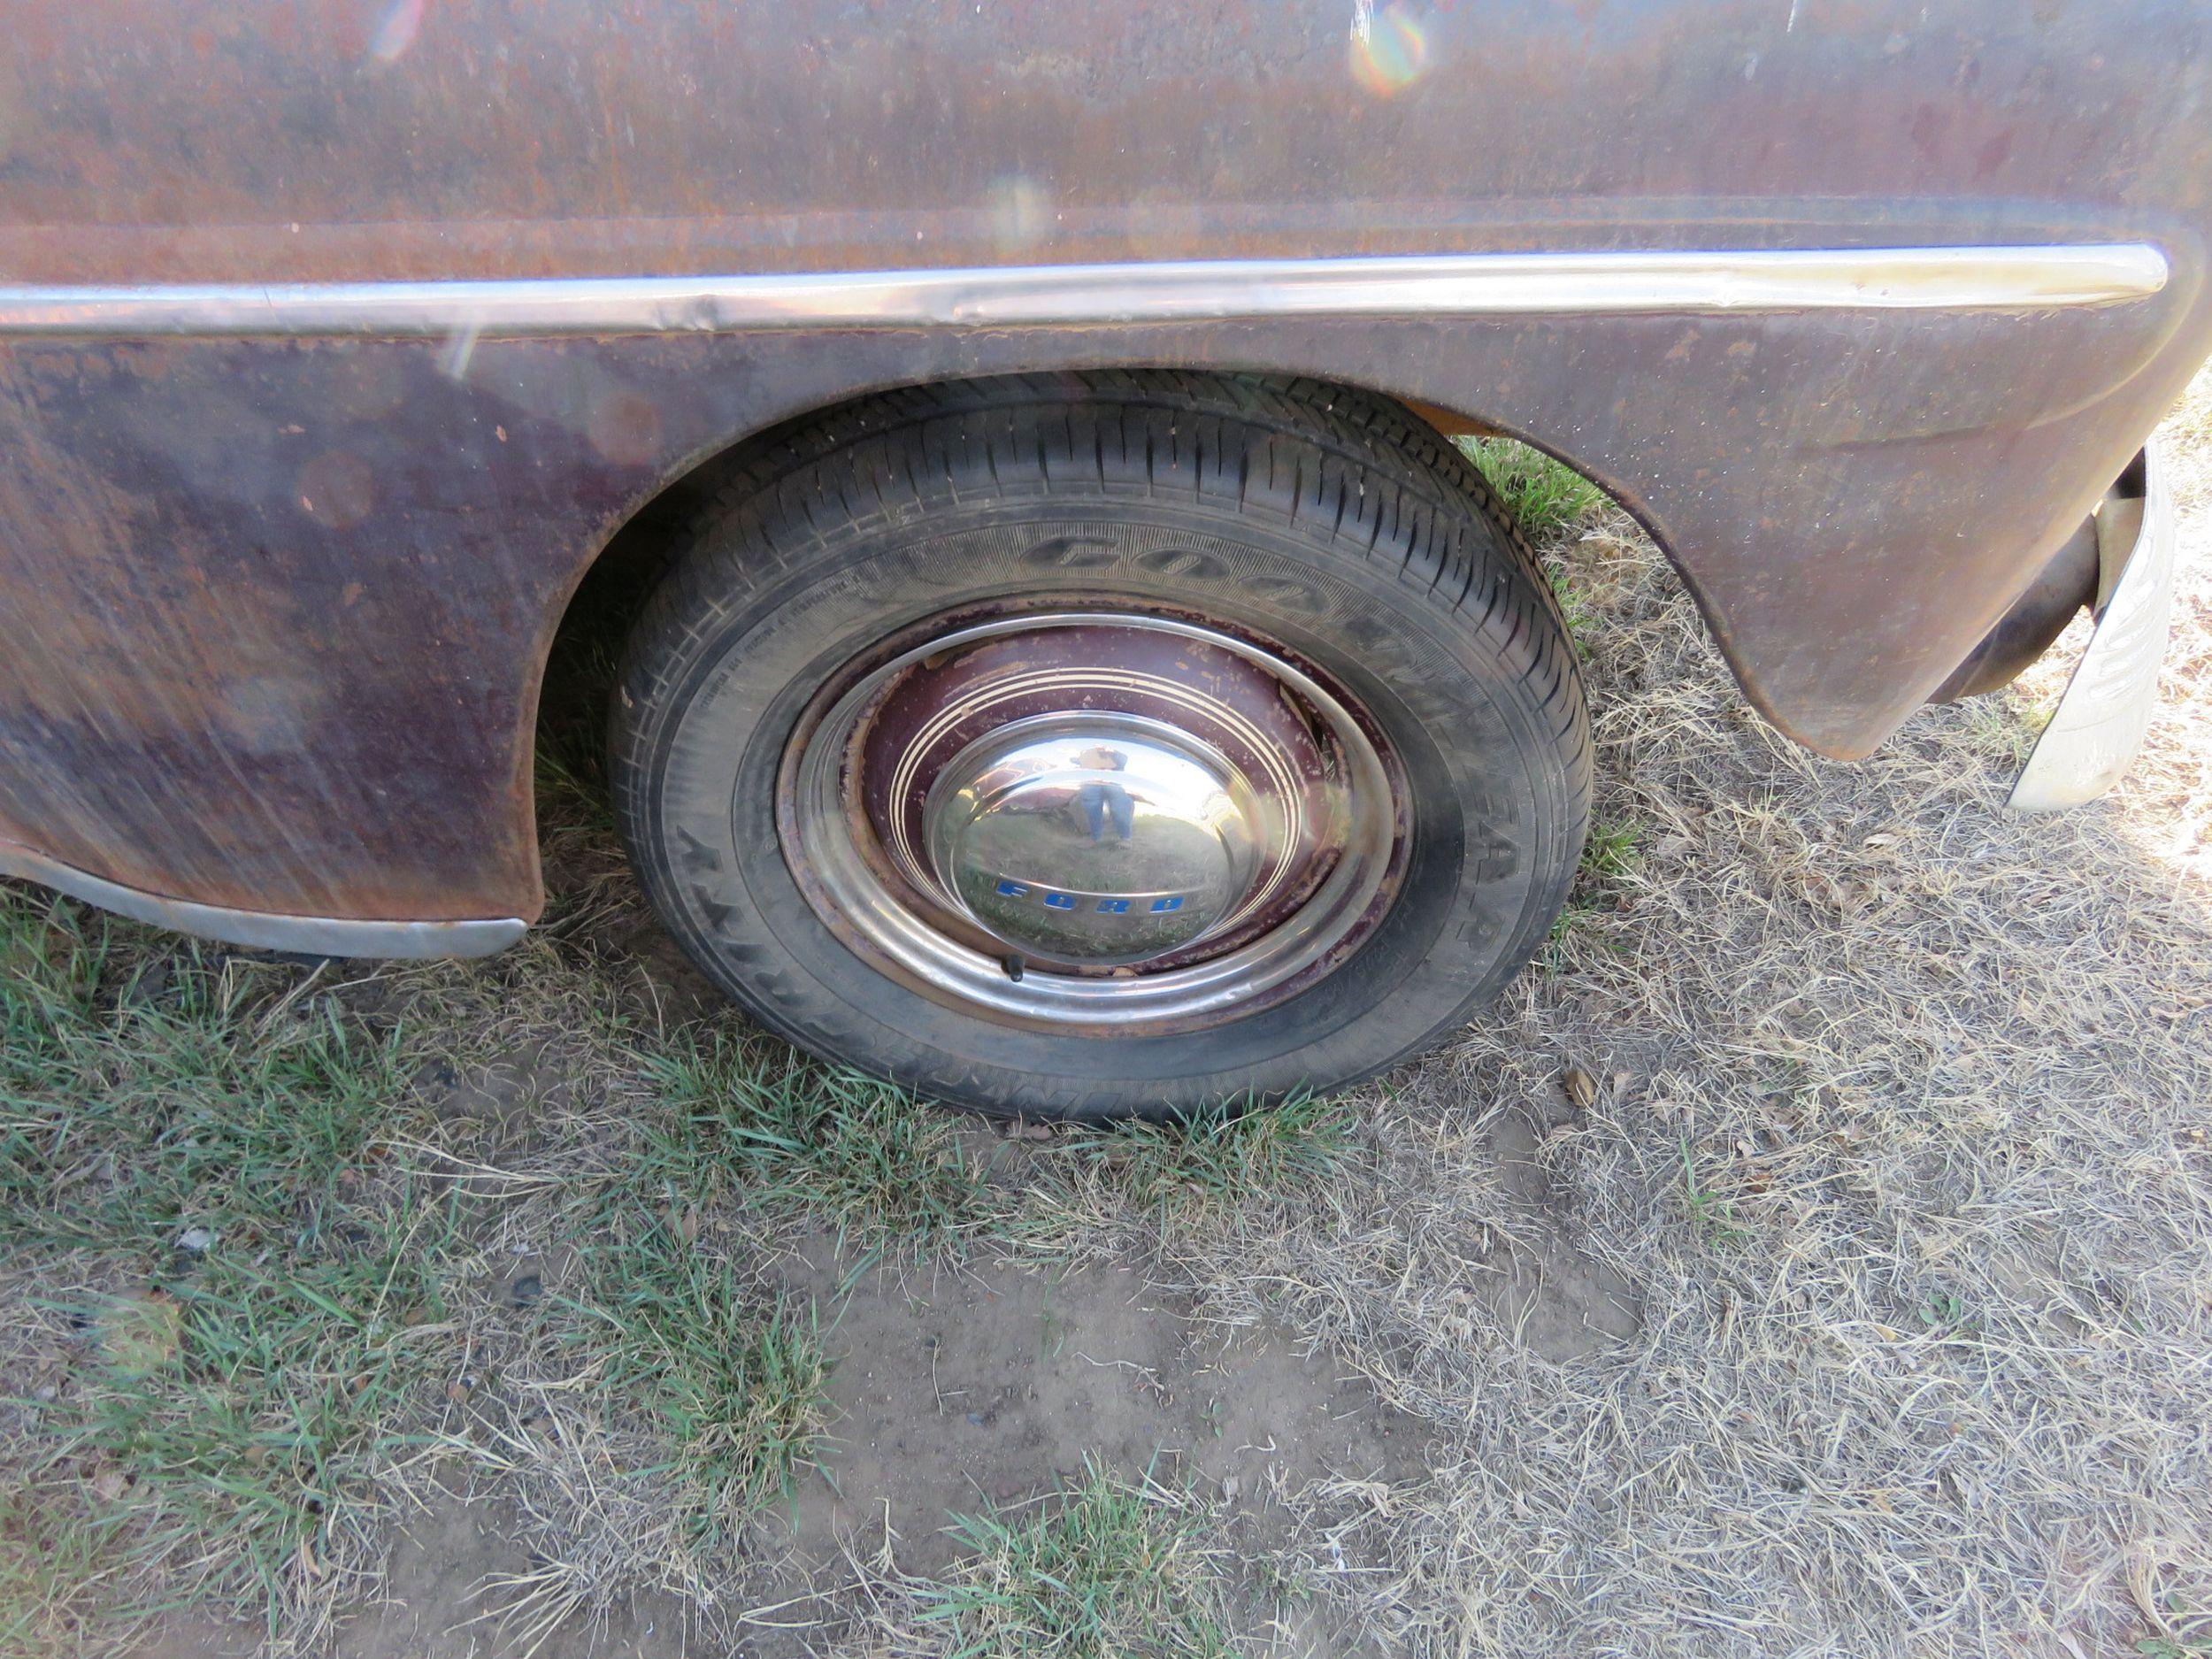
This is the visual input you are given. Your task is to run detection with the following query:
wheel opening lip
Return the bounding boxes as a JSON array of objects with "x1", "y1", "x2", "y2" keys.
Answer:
[{"x1": 774, "y1": 598, "x2": 1410, "y2": 1036}]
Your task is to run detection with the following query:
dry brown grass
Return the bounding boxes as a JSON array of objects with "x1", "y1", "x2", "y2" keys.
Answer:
[{"x1": 1144, "y1": 363, "x2": 2212, "y2": 1656}]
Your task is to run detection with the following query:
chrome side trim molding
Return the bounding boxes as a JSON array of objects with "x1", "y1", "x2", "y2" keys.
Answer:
[
  {"x1": 2008, "y1": 442, "x2": 2175, "y2": 812},
  {"x1": 0, "y1": 244, "x2": 2169, "y2": 338},
  {"x1": 0, "y1": 839, "x2": 527, "y2": 959}
]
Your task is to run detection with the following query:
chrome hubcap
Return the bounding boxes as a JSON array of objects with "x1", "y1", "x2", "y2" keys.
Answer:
[
  {"x1": 926, "y1": 714, "x2": 1261, "y2": 967},
  {"x1": 780, "y1": 609, "x2": 1404, "y2": 1033}
]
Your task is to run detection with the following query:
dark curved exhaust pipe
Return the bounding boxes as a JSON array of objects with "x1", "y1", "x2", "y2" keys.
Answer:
[{"x1": 1926, "y1": 501, "x2": 2108, "y2": 705}]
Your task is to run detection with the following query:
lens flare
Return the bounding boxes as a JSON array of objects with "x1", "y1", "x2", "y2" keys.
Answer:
[
  {"x1": 368, "y1": 0, "x2": 426, "y2": 64},
  {"x1": 1350, "y1": 5, "x2": 1432, "y2": 97},
  {"x1": 987, "y1": 174, "x2": 1054, "y2": 252}
]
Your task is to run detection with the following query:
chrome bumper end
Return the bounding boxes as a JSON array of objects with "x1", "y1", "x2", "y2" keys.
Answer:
[{"x1": 2008, "y1": 442, "x2": 2177, "y2": 812}]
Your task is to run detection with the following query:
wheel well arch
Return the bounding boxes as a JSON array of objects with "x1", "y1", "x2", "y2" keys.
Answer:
[
  {"x1": 549, "y1": 362, "x2": 1685, "y2": 631},
  {"x1": 529, "y1": 365, "x2": 1695, "y2": 857}
]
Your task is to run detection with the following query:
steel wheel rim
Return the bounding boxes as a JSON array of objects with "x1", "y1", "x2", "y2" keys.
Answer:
[{"x1": 777, "y1": 607, "x2": 1406, "y2": 1034}]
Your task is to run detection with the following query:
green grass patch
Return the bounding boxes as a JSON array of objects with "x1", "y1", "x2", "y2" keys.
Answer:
[
  {"x1": 918, "y1": 1460, "x2": 1231, "y2": 1659},
  {"x1": 0, "y1": 1484, "x2": 113, "y2": 1659},
  {"x1": 0, "y1": 887, "x2": 455, "y2": 1636},
  {"x1": 1678, "y1": 1133, "x2": 1750, "y2": 1248},
  {"x1": 29, "y1": 1200, "x2": 457, "y2": 1638},
  {"x1": 1580, "y1": 818, "x2": 1640, "y2": 881},
  {"x1": 1461, "y1": 435, "x2": 1605, "y2": 541},
  {"x1": 533, "y1": 738, "x2": 618, "y2": 839},
  {"x1": 2140, "y1": 1640, "x2": 2212, "y2": 1659},
  {"x1": 1957, "y1": 687, "x2": 2054, "y2": 768},
  {"x1": 0, "y1": 893, "x2": 416, "y2": 1258},
  {"x1": 1918, "y1": 1289, "x2": 1978, "y2": 1335},
  {"x1": 1038, "y1": 1094, "x2": 1356, "y2": 1221},
  {"x1": 634, "y1": 1032, "x2": 1358, "y2": 1261},
  {"x1": 1458, "y1": 437, "x2": 1606, "y2": 661},
  {"x1": 634, "y1": 1031, "x2": 999, "y2": 1259},
  {"x1": 1541, "y1": 818, "x2": 1641, "y2": 971},
  {"x1": 1542, "y1": 557, "x2": 1600, "y2": 662},
  {"x1": 569, "y1": 1219, "x2": 831, "y2": 1544}
]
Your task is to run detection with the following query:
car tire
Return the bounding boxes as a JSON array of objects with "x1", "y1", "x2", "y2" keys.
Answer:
[{"x1": 611, "y1": 372, "x2": 1589, "y2": 1120}]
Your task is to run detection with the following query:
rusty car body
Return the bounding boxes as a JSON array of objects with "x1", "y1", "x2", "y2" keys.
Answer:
[{"x1": 1, "y1": 1, "x2": 2207, "y2": 1112}]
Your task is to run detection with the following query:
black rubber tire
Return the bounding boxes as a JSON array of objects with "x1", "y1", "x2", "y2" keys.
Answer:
[{"x1": 611, "y1": 372, "x2": 1590, "y2": 1121}]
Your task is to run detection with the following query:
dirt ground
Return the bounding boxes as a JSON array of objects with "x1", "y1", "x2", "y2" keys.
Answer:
[
  {"x1": 7, "y1": 366, "x2": 2212, "y2": 1658},
  {"x1": 150, "y1": 1255, "x2": 1437, "y2": 1659}
]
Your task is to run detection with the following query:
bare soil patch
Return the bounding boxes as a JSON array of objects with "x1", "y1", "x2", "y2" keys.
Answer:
[{"x1": 772, "y1": 1252, "x2": 1430, "y2": 1577}]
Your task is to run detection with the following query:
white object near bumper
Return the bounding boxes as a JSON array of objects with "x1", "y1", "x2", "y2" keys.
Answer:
[{"x1": 2009, "y1": 442, "x2": 2177, "y2": 811}]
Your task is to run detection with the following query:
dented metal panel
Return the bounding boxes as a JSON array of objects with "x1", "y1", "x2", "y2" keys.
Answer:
[{"x1": 0, "y1": 0, "x2": 2208, "y2": 929}]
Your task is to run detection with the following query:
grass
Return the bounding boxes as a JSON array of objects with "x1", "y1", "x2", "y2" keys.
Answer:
[
  {"x1": 569, "y1": 1221, "x2": 830, "y2": 1546},
  {"x1": 2141, "y1": 1617, "x2": 2212, "y2": 1659},
  {"x1": 1030, "y1": 1093, "x2": 1356, "y2": 1225},
  {"x1": 2137, "y1": 1578, "x2": 2212, "y2": 1659},
  {"x1": 1230, "y1": 369, "x2": 2212, "y2": 1657},
  {"x1": 0, "y1": 1483, "x2": 111, "y2": 1659},
  {"x1": 1579, "y1": 818, "x2": 1640, "y2": 880},
  {"x1": 1460, "y1": 438, "x2": 1609, "y2": 659},
  {"x1": 445, "y1": 1208, "x2": 833, "y2": 1648},
  {"x1": 1543, "y1": 558, "x2": 1600, "y2": 661},
  {"x1": 1462, "y1": 435, "x2": 1606, "y2": 539},
  {"x1": 1469, "y1": 433, "x2": 1632, "y2": 946},
  {"x1": 0, "y1": 895, "x2": 862, "y2": 1645},
  {"x1": 1917, "y1": 1289, "x2": 1975, "y2": 1333},
  {"x1": 1542, "y1": 815, "x2": 1642, "y2": 968},
  {"x1": 634, "y1": 1030, "x2": 999, "y2": 1260},
  {"x1": 629, "y1": 1032, "x2": 1358, "y2": 1262},
  {"x1": 1957, "y1": 684, "x2": 2054, "y2": 764},
  {"x1": 35, "y1": 1217, "x2": 454, "y2": 1635},
  {"x1": 1676, "y1": 1132, "x2": 1750, "y2": 1248},
  {"x1": 910, "y1": 1461, "x2": 1231, "y2": 1659},
  {"x1": 0, "y1": 887, "x2": 462, "y2": 1643},
  {"x1": 0, "y1": 894, "x2": 415, "y2": 1257},
  {"x1": 534, "y1": 739, "x2": 618, "y2": 839}
]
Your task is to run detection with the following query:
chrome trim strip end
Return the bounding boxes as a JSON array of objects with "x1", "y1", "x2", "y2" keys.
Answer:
[
  {"x1": 0, "y1": 840, "x2": 528, "y2": 958},
  {"x1": 2008, "y1": 441, "x2": 2175, "y2": 812},
  {"x1": 0, "y1": 244, "x2": 2170, "y2": 339}
]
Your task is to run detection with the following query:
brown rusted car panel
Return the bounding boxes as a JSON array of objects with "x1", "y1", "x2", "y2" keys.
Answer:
[{"x1": 1, "y1": 1, "x2": 2208, "y2": 933}]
